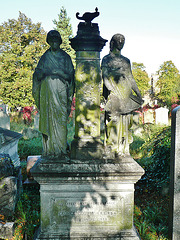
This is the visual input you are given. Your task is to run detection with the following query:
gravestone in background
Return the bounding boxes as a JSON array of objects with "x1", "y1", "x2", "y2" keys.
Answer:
[
  {"x1": 34, "y1": 112, "x2": 39, "y2": 130},
  {"x1": 155, "y1": 107, "x2": 169, "y2": 125},
  {"x1": 143, "y1": 109, "x2": 154, "y2": 124},
  {"x1": 31, "y1": 9, "x2": 144, "y2": 239},
  {"x1": 169, "y1": 106, "x2": 180, "y2": 240},
  {"x1": 0, "y1": 153, "x2": 18, "y2": 240},
  {"x1": 0, "y1": 110, "x2": 10, "y2": 130}
]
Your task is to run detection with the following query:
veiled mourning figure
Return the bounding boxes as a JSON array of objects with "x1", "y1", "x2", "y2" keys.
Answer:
[
  {"x1": 33, "y1": 30, "x2": 75, "y2": 157},
  {"x1": 101, "y1": 34, "x2": 143, "y2": 156}
]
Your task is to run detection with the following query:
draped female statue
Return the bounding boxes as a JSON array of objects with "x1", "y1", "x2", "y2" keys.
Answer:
[
  {"x1": 33, "y1": 30, "x2": 75, "y2": 158},
  {"x1": 101, "y1": 34, "x2": 143, "y2": 156}
]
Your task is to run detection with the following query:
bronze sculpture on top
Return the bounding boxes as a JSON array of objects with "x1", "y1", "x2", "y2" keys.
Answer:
[
  {"x1": 101, "y1": 34, "x2": 143, "y2": 156},
  {"x1": 32, "y1": 30, "x2": 75, "y2": 158},
  {"x1": 76, "y1": 7, "x2": 99, "y2": 24}
]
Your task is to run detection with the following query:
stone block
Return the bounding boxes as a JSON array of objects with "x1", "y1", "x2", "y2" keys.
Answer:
[
  {"x1": 155, "y1": 107, "x2": 169, "y2": 125},
  {"x1": 31, "y1": 156, "x2": 144, "y2": 239},
  {"x1": 143, "y1": 109, "x2": 154, "y2": 124},
  {"x1": 34, "y1": 112, "x2": 40, "y2": 130},
  {"x1": 0, "y1": 176, "x2": 17, "y2": 216},
  {"x1": 0, "y1": 154, "x2": 15, "y2": 178},
  {"x1": 22, "y1": 128, "x2": 42, "y2": 140},
  {"x1": 0, "y1": 111, "x2": 10, "y2": 130},
  {"x1": 0, "y1": 222, "x2": 14, "y2": 239},
  {"x1": 27, "y1": 155, "x2": 41, "y2": 180}
]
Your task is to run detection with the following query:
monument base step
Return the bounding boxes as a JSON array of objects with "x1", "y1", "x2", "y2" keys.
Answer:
[{"x1": 35, "y1": 226, "x2": 140, "y2": 240}]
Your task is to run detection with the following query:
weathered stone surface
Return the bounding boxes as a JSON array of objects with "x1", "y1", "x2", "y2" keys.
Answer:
[
  {"x1": 34, "y1": 112, "x2": 40, "y2": 130},
  {"x1": 0, "y1": 222, "x2": 14, "y2": 239},
  {"x1": 155, "y1": 107, "x2": 169, "y2": 125},
  {"x1": 32, "y1": 11, "x2": 144, "y2": 240},
  {"x1": 0, "y1": 154, "x2": 15, "y2": 178},
  {"x1": 0, "y1": 127, "x2": 22, "y2": 169},
  {"x1": 70, "y1": 22, "x2": 107, "y2": 52},
  {"x1": 169, "y1": 106, "x2": 180, "y2": 240},
  {"x1": 26, "y1": 155, "x2": 41, "y2": 179},
  {"x1": 101, "y1": 34, "x2": 143, "y2": 156},
  {"x1": 70, "y1": 21, "x2": 107, "y2": 161},
  {"x1": 32, "y1": 30, "x2": 75, "y2": 157},
  {"x1": 0, "y1": 110, "x2": 10, "y2": 130},
  {"x1": 22, "y1": 127, "x2": 41, "y2": 140},
  {"x1": 144, "y1": 109, "x2": 154, "y2": 124},
  {"x1": 31, "y1": 156, "x2": 144, "y2": 239},
  {"x1": 0, "y1": 176, "x2": 17, "y2": 216}
]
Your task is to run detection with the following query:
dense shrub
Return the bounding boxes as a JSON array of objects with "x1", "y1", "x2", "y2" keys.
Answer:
[
  {"x1": 131, "y1": 125, "x2": 171, "y2": 239},
  {"x1": 136, "y1": 126, "x2": 171, "y2": 194},
  {"x1": 18, "y1": 137, "x2": 43, "y2": 160}
]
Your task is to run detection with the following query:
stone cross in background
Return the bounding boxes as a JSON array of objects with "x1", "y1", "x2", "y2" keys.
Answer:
[{"x1": 169, "y1": 106, "x2": 180, "y2": 240}]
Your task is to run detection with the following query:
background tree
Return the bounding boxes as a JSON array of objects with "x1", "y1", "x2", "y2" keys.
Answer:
[
  {"x1": 156, "y1": 60, "x2": 180, "y2": 107},
  {"x1": 0, "y1": 12, "x2": 48, "y2": 109},
  {"x1": 53, "y1": 6, "x2": 75, "y2": 65},
  {"x1": 132, "y1": 62, "x2": 150, "y2": 96}
]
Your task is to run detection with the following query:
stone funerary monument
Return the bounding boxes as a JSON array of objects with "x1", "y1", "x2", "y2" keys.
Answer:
[{"x1": 31, "y1": 8, "x2": 144, "y2": 239}]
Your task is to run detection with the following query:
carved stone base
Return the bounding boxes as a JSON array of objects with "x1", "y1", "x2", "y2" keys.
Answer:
[{"x1": 31, "y1": 156, "x2": 144, "y2": 240}]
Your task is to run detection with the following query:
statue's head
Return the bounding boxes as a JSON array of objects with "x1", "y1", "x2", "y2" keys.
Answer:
[
  {"x1": 46, "y1": 30, "x2": 62, "y2": 50},
  {"x1": 110, "y1": 34, "x2": 125, "y2": 52}
]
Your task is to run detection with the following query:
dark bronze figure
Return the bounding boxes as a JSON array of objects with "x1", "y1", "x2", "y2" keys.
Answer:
[{"x1": 76, "y1": 7, "x2": 99, "y2": 24}]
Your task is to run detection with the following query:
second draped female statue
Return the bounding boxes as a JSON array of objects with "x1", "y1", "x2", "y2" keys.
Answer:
[
  {"x1": 33, "y1": 30, "x2": 75, "y2": 158},
  {"x1": 101, "y1": 34, "x2": 143, "y2": 156}
]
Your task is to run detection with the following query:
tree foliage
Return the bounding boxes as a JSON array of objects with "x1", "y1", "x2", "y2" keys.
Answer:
[
  {"x1": 0, "y1": 12, "x2": 48, "y2": 109},
  {"x1": 156, "y1": 61, "x2": 180, "y2": 106},
  {"x1": 132, "y1": 62, "x2": 150, "y2": 96},
  {"x1": 53, "y1": 6, "x2": 75, "y2": 65}
]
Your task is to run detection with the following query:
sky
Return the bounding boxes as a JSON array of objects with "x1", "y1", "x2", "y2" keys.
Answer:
[{"x1": 1, "y1": 0, "x2": 180, "y2": 76}]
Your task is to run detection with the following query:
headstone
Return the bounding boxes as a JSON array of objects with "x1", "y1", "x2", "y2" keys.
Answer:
[
  {"x1": 34, "y1": 112, "x2": 39, "y2": 130},
  {"x1": 0, "y1": 128, "x2": 22, "y2": 169},
  {"x1": 169, "y1": 106, "x2": 180, "y2": 240},
  {"x1": 22, "y1": 127, "x2": 41, "y2": 139},
  {"x1": 0, "y1": 154, "x2": 20, "y2": 218},
  {"x1": 0, "y1": 128, "x2": 22, "y2": 205},
  {"x1": 144, "y1": 109, "x2": 154, "y2": 124},
  {"x1": 0, "y1": 176, "x2": 17, "y2": 217},
  {"x1": 155, "y1": 107, "x2": 169, "y2": 125},
  {"x1": 0, "y1": 103, "x2": 8, "y2": 113},
  {"x1": 0, "y1": 110, "x2": 10, "y2": 130}
]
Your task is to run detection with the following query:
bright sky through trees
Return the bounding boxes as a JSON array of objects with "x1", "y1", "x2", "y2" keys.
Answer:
[{"x1": 1, "y1": 0, "x2": 180, "y2": 76}]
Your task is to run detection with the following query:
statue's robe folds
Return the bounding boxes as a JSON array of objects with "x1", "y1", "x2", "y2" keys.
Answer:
[
  {"x1": 32, "y1": 49, "x2": 74, "y2": 156},
  {"x1": 101, "y1": 52, "x2": 143, "y2": 155}
]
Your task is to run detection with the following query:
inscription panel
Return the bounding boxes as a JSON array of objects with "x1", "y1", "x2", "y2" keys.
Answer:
[{"x1": 49, "y1": 193, "x2": 127, "y2": 234}]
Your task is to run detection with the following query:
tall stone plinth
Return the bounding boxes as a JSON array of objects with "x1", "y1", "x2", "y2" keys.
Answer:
[
  {"x1": 70, "y1": 22, "x2": 107, "y2": 160},
  {"x1": 31, "y1": 156, "x2": 144, "y2": 239}
]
